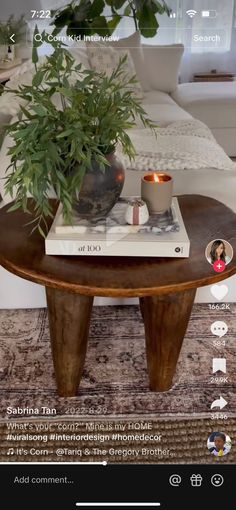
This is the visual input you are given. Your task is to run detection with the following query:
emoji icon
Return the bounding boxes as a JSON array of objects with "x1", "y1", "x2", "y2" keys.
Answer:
[{"x1": 211, "y1": 474, "x2": 224, "y2": 487}]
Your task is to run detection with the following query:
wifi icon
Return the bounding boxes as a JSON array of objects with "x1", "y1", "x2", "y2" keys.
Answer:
[{"x1": 186, "y1": 9, "x2": 197, "y2": 18}]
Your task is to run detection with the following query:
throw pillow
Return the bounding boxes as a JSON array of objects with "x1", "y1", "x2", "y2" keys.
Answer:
[
  {"x1": 142, "y1": 44, "x2": 184, "y2": 93},
  {"x1": 86, "y1": 42, "x2": 143, "y2": 98},
  {"x1": 68, "y1": 46, "x2": 91, "y2": 69},
  {"x1": 0, "y1": 50, "x2": 90, "y2": 117},
  {"x1": 108, "y1": 31, "x2": 148, "y2": 92}
]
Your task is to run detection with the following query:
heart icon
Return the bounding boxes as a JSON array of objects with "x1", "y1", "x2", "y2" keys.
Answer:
[{"x1": 211, "y1": 284, "x2": 229, "y2": 301}]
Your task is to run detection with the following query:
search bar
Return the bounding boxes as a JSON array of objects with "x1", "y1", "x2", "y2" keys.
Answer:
[
  {"x1": 32, "y1": 32, "x2": 77, "y2": 44},
  {"x1": 28, "y1": 26, "x2": 228, "y2": 50}
]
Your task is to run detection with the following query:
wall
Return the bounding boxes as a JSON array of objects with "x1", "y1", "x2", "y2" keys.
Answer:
[
  {"x1": 180, "y1": 28, "x2": 236, "y2": 82},
  {"x1": 139, "y1": 0, "x2": 236, "y2": 82},
  {"x1": 0, "y1": 0, "x2": 42, "y2": 19},
  {"x1": 2, "y1": 1, "x2": 235, "y2": 82}
]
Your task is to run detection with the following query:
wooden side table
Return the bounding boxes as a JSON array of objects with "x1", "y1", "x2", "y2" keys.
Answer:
[
  {"x1": 192, "y1": 71, "x2": 235, "y2": 82},
  {"x1": 0, "y1": 195, "x2": 236, "y2": 397}
]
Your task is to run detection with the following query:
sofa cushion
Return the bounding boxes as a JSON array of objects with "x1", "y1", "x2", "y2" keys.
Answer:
[
  {"x1": 0, "y1": 58, "x2": 47, "y2": 117},
  {"x1": 142, "y1": 44, "x2": 184, "y2": 93},
  {"x1": 142, "y1": 90, "x2": 178, "y2": 105},
  {"x1": 0, "y1": 113, "x2": 11, "y2": 149},
  {"x1": 96, "y1": 35, "x2": 184, "y2": 94},
  {"x1": 67, "y1": 46, "x2": 91, "y2": 68},
  {"x1": 108, "y1": 31, "x2": 149, "y2": 91},
  {"x1": 140, "y1": 90, "x2": 192, "y2": 126},
  {"x1": 0, "y1": 49, "x2": 90, "y2": 118},
  {"x1": 171, "y1": 82, "x2": 236, "y2": 129},
  {"x1": 140, "y1": 104, "x2": 192, "y2": 126},
  {"x1": 86, "y1": 42, "x2": 143, "y2": 97}
]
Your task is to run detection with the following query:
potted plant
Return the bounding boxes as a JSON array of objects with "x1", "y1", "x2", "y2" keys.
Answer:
[
  {"x1": 4, "y1": 48, "x2": 155, "y2": 236},
  {"x1": 51, "y1": 0, "x2": 171, "y2": 39}
]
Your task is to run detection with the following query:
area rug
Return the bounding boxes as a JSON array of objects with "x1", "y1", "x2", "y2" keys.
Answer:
[
  {"x1": 0, "y1": 305, "x2": 235, "y2": 419},
  {"x1": 0, "y1": 418, "x2": 235, "y2": 463}
]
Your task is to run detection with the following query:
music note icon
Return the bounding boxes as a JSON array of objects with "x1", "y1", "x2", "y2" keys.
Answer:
[{"x1": 7, "y1": 448, "x2": 14, "y2": 455}]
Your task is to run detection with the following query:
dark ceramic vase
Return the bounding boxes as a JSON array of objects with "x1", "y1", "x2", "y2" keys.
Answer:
[{"x1": 73, "y1": 152, "x2": 125, "y2": 220}]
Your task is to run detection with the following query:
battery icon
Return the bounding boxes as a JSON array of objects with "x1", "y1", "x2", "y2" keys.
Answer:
[{"x1": 201, "y1": 10, "x2": 217, "y2": 18}]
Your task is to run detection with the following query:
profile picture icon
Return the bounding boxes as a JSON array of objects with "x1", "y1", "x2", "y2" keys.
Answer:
[
  {"x1": 207, "y1": 431, "x2": 231, "y2": 457},
  {"x1": 205, "y1": 239, "x2": 233, "y2": 266}
]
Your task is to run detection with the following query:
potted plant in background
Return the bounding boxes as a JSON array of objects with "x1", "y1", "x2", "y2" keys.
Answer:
[
  {"x1": 4, "y1": 48, "x2": 155, "y2": 236},
  {"x1": 51, "y1": 0, "x2": 171, "y2": 39}
]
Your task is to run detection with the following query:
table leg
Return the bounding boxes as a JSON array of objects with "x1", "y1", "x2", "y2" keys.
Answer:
[
  {"x1": 46, "y1": 287, "x2": 94, "y2": 397},
  {"x1": 140, "y1": 289, "x2": 196, "y2": 392}
]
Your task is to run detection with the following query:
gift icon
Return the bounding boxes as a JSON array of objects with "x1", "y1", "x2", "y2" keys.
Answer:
[{"x1": 190, "y1": 474, "x2": 203, "y2": 487}]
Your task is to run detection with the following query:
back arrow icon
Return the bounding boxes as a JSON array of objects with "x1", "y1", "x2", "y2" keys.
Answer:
[
  {"x1": 10, "y1": 34, "x2": 15, "y2": 43},
  {"x1": 211, "y1": 396, "x2": 228, "y2": 410}
]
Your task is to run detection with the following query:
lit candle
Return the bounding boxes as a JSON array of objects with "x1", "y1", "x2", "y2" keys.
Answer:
[{"x1": 141, "y1": 172, "x2": 173, "y2": 214}]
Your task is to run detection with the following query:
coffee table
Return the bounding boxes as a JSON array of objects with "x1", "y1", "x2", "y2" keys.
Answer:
[{"x1": 0, "y1": 195, "x2": 236, "y2": 397}]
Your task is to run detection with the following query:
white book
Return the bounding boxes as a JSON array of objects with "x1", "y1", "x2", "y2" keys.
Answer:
[{"x1": 45, "y1": 197, "x2": 190, "y2": 257}]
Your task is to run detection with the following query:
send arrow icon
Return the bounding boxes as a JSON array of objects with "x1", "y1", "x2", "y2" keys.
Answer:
[{"x1": 211, "y1": 396, "x2": 228, "y2": 410}]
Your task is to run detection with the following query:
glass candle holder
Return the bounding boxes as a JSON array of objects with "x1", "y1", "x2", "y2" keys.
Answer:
[{"x1": 141, "y1": 172, "x2": 173, "y2": 214}]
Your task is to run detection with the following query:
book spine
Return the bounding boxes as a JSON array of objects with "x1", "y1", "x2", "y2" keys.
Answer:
[{"x1": 45, "y1": 240, "x2": 190, "y2": 257}]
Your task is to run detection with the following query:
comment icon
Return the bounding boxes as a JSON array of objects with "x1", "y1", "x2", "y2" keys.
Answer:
[{"x1": 211, "y1": 321, "x2": 228, "y2": 338}]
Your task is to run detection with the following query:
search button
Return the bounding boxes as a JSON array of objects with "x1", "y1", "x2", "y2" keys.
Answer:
[{"x1": 34, "y1": 33, "x2": 43, "y2": 43}]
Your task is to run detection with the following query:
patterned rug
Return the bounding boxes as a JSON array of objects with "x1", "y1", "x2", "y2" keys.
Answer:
[
  {"x1": 0, "y1": 304, "x2": 235, "y2": 419},
  {"x1": 1, "y1": 417, "x2": 235, "y2": 463}
]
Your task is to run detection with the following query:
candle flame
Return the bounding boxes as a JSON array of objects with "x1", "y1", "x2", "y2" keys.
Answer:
[
  {"x1": 143, "y1": 172, "x2": 171, "y2": 183},
  {"x1": 154, "y1": 173, "x2": 160, "y2": 183}
]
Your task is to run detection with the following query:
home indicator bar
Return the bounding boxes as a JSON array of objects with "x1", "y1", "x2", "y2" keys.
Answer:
[{"x1": 75, "y1": 504, "x2": 161, "y2": 507}]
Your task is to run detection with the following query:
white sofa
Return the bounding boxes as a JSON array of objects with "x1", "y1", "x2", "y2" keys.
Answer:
[
  {"x1": 171, "y1": 81, "x2": 236, "y2": 157},
  {"x1": 1, "y1": 34, "x2": 236, "y2": 308}
]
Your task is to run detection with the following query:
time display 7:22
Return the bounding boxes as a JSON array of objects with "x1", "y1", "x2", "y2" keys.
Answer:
[{"x1": 31, "y1": 10, "x2": 51, "y2": 18}]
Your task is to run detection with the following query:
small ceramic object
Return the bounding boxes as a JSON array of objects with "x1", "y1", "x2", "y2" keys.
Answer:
[{"x1": 125, "y1": 198, "x2": 149, "y2": 225}]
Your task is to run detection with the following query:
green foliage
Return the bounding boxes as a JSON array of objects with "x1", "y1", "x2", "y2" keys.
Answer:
[
  {"x1": 51, "y1": 0, "x2": 171, "y2": 39},
  {"x1": 0, "y1": 14, "x2": 27, "y2": 45},
  {"x1": 4, "y1": 49, "x2": 156, "y2": 236}
]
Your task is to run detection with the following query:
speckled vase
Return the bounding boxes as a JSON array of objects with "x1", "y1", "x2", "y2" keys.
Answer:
[{"x1": 73, "y1": 152, "x2": 125, "y2": 220}]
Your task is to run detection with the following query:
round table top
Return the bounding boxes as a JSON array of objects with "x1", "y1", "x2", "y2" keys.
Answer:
[{"x1": 0, "y1": 195, "x2": 236, "y2": 297}]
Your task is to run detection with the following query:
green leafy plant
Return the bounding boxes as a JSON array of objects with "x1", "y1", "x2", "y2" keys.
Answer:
[
  {"x1": 0, "y1": 14, "x2": 27, "y2": 46},
  {"x1": 51, "y1": 0, "x2": 171, "y2": 39},
  {"x1": 4, "y1": 48, "x2": 156, "y2": 236}
]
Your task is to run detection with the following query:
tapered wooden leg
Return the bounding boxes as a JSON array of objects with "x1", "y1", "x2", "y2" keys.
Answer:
[
  {"x1": 140, "y1": 289, "x2": 196, "y2": 392},
  {"x1": 46, "y1": 287, "x2": 94, "y2": 397}
]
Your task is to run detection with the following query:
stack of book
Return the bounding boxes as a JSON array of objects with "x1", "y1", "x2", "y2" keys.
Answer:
[{"x1": 45, "y1": 197, "x2": 190, "y2": 257}]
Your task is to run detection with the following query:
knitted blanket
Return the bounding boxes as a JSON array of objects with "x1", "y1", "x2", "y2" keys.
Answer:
[{"x1": 121, "y1": 120, "x2": 236, "y2": 171}]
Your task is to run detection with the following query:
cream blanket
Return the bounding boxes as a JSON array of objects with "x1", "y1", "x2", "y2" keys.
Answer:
[
  {"x1": 121, "y1": 120, "x2": 236, "y2": 171},
  {"x1": 1, "y1": 119, "x2": 235, "y2": 206}
]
